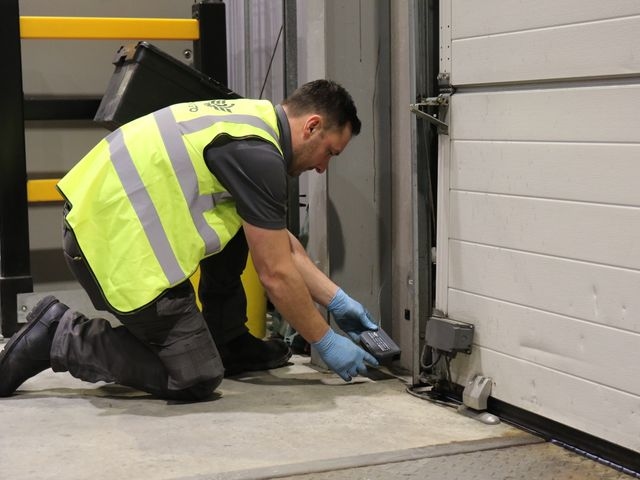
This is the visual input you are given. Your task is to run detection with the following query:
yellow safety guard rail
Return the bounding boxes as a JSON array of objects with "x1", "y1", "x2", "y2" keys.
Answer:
[
  {"x1": 20, "y1": 16, "x2": 199, "y2": 40},
  {"x1": 27, "y1": 179, "x2": 63, "y2": 203}
]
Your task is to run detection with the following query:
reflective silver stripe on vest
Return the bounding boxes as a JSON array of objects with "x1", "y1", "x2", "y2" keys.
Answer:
[
  {"x1": 177, "y1": 114, "x2": 279, "y2": 146},
  {"x1": 107, "y1": 129, "x2": 185, "y2": 285},
  {"x1": 154, "y1": 107, "x2": 222, "y2": 256},
  {"x1": 212, "y1": 191, "x2": 233, "y2": 206}
]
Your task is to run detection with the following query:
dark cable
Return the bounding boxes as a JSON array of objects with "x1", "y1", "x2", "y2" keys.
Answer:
[
  {"x1": 259, "y1": 24, "x2": 284, "y2": 99},
  {"x1": 444, "y1": 355, "x2": 453, "y2": 390},
  {"x1": 406, "y1": 386, "x2": 460, "y2": 409},
  {"x1": 420, "y1": 344, "x2": 441, "y2": 370}
]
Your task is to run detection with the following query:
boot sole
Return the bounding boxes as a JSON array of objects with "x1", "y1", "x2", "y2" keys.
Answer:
[
  {"x1": 224, "y1": 349, "x2": 293, "y2": 377},
  {"x1": 0, "y1": 295, "x2": 59, "y2": 368}
]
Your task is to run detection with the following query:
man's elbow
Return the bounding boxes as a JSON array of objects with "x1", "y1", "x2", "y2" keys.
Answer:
[{"x1": 254, "y1": 264, "x2": 288, "y2": 298}]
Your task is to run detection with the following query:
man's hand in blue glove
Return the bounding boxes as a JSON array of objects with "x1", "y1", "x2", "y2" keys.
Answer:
[
  {"x1": 327, "y1": 288, "x2": 379, "y2": 342},
  {"x1": 313, "y1": 329, "x2": 379, "y2": 382}
]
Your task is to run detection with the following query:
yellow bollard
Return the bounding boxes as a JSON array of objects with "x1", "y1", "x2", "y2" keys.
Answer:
[
  {"x1": 240, "y1": 255, "x2": 267, "y2": 339},
  {"x1": 190, "y1": 254, "x2": 267, "y2": 339}
]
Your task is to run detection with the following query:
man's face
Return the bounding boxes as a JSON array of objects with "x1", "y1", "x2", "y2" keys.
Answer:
[{"x1": 288, "y1": 116, "x2": 352, "y2": 177}]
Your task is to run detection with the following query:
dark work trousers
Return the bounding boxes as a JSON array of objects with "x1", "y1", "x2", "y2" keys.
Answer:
[
  {"x1": 51, "y1": 208, "x2": 249, "y2": 401},
  {"x1": 198, "y1": 226, "x2": 250, "y2": 346}
]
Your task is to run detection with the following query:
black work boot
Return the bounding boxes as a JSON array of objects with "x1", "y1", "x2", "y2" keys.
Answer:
[
  {"x1": 0, "y1": 295, "x2": 69, "y2": 396},
  {"x1": 219, "y1": 332, "x2": 292, "y2": 377}
]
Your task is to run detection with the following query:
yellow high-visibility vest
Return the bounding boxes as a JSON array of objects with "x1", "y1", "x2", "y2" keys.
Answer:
[{"x1": 58, "y1": 99, "x2": 283, "y2": 313}]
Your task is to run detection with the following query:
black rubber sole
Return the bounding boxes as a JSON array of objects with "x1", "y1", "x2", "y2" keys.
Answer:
[{"x1": 224, "y1": 349, "x2": 293, "y2": 377}]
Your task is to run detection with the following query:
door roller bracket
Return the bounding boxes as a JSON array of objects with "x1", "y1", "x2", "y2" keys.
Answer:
[{"x1": 410, "y1": 93, "x2": 450, "y2": 134}]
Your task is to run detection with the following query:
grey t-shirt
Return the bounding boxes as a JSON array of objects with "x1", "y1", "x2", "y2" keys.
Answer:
[{"x1": 203, "y1": 105, "x2": 292, "y2": 230}]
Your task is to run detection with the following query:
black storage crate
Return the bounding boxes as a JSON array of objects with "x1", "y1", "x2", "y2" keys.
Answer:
[{"x1": 95, "y1": 41, "x2": 241, "y2": 130}]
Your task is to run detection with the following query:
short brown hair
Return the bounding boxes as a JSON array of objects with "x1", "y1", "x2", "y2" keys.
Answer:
[{"x1": 282, "y1": 79, "x2": 361, "y2": 135}]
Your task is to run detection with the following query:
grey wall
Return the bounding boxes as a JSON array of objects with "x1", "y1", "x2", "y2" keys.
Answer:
[
  {"x1": 324, "y1": 0, "x2": 392, "y2": 329},
  {"x1": 297, "y1": 0, "x2": 328, "y2": 280},
  {"x1": 298, "y1": 1, "x2": 419, "y2": 374}
]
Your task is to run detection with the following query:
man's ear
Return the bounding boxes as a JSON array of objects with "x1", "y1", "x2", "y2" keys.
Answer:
[{"x1": 303, "y1": 114, "x2": 322, "y2": 138}]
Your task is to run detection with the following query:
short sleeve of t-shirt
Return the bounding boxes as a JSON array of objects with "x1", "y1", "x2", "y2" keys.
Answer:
[{"x1": 204, "y1": 136, "x2": 288, "y2": 229}]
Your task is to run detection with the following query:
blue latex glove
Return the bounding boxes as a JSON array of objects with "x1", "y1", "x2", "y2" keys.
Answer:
[
  {"x1": 327, "y1": 288, "x2": 379, "y2": 342},
  {"x1": 313, "y1": 329, "x2": 379, "y2": 382}
]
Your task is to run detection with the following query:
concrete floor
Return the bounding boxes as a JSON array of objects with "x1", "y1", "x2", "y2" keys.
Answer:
[
  {"x1": 1, "y1": 347, "x2": 634, "y2": 480},
  {"x1": 277, "y1": 442, "x2": 637, "y2": 480}
]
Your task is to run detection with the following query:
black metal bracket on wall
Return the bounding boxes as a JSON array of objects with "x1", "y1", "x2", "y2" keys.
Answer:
[
  {"x1": 192, "y1": 0, "x2": 228, "y2": 86},
  {"x1": 0, "y1": 0, "x2": 34, "y2": 338},
  {"x1": 24, "y1": 96, "x2": 102, "y2": 121},
  {"x1": 283, "y1": 0, "x2": 299, "y2": 237}
]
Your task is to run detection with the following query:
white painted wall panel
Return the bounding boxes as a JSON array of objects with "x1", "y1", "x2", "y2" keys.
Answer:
[
  {"x1": 451, "y1": 346, "x2": 640, "y2": 452},
  {"x1": 448, "y1": 289, "x2": 640, "y2": 396},
  {"x1": 452, "y1": 16, "x2": 640, "y2": 85},
  {"x1": 452, "y1": 0, "x2": 640, "y2": 39},
  {"x1": 450, "y1": 192, "x2": 640, "y2": 269},
  {"x1": 451, "y1": 85, "x2": 640, "y2": 142},
  {"x1": 451, "y1": 142, "x2": 640, "y2": 207},
  {"x1": 448, "y1": 241, "x2": 640, "y2": 334}
]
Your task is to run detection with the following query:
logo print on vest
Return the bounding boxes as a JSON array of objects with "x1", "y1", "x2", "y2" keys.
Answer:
[{"x1": 204, "y1": 100, "x2": 235, "y2": 113}]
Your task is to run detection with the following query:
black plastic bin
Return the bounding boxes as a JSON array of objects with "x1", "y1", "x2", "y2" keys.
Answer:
[{"x1": 94, "y1": 41, "x2": 241, "y2": 130}]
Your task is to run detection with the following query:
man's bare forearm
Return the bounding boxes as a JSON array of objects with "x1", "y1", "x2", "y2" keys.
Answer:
[
  {"x1": 244, "y1": 223, "x2": 330, "y2": 343},
  {"x1": 287, "y1": 231, "x2": 339, "y2": 307}
]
